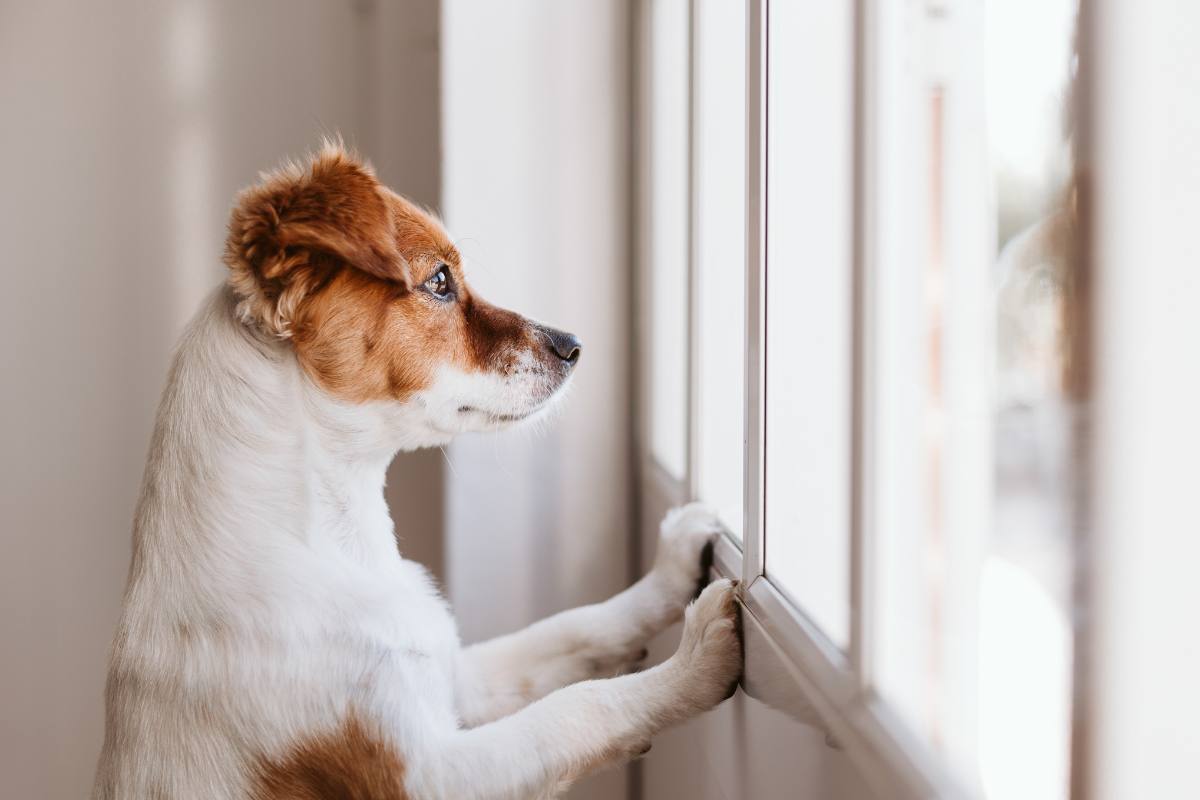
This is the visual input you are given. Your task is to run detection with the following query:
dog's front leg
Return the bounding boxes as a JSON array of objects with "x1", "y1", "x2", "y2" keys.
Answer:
[
  {"x1": 414, "y1": 579, "x2": 742, "y2": 800},
  {"x1": 455, "y1": 504, "x2": 724, "y2": 726}
]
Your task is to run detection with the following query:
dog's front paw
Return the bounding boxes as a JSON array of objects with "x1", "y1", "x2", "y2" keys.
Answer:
[
  {"x1": 668, "y1": 578, "x2": 743, "y2": 710},
  {"x1": 652, "y1": 502, "x2": 724, "y2": 603}
]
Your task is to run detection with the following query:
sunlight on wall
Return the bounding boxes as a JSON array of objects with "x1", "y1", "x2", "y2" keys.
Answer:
[
  {"x1": 985, "y1": 0, "x2": 1076, "y2": 179},
  {"x1": 981, "y1": 2, "x2": 1076, "y2": 798},
  {"x1": 978, "y1": 558, "x2": 1071, "y2": 799}
]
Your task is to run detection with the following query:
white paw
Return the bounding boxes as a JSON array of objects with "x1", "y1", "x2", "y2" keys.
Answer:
[
  {"x1": 670, "y1": 578, "x2": 743, "y2": 709},
  {"x1": 652, "y1": 502, "x2": 723, "y2": 601}
]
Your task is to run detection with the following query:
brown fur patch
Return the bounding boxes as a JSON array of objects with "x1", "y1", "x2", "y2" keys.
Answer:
[
  {"x1": 252, "y1": 713, "x2": 409, "y2": 800},
  {"x1": 225, "y1": 143, "x2": 409, "y2": 336},
  {"x1": 224, "y1": 142, "x2": 553, "y2": 403}
]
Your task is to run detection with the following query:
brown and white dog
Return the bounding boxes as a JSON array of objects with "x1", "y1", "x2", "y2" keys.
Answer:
[{"x1": 92, "y1": 143, "x2": 742, "y2": 800}]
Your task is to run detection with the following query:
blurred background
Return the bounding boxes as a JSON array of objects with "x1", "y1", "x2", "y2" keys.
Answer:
[
  {"x1": 0, "y1": 1, "x2": 633, "y2": 798},
  {"x1": 2, "y1": 2, "x2": 1198, "y2": 799}
]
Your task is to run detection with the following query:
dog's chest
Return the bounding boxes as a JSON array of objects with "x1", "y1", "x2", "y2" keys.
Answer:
[
  {"x1": 338, "y1": 561, "x2": 463, "y2": 727},
  {"x1": 345, "y1": 558, "x2": 458, "y2": 658}
]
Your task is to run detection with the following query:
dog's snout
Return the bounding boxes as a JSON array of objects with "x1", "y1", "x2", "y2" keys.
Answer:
[{"x1": 542, "y1": 327, "x2": 582, "y2": 366}]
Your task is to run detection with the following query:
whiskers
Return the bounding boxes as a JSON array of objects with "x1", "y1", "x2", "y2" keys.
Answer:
[
  {"x1": 438, "y1": 445, "x2": 462, "y2": 482},
  {"x1": 511, "y1": 379, "x2": 573, "y2": 440}
]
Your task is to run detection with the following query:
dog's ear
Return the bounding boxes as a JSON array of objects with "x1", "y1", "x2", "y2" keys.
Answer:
[{"x1": 224, "y1": 142, "x2": 410, "y2": 336}]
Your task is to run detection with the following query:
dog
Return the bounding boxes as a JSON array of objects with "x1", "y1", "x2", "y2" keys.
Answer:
[{"x1": 91, "y1": 142, "x2": 743, "y2": 800}]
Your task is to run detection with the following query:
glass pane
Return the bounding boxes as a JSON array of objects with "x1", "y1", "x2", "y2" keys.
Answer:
[
  {"x1": 870, "y1": 1, "x2": 1078, "y2": 795},
  {"x1": 647, "y1": 0, "x2": 690, "y2": 480},
  {"x1": 762, "y1": 0, "x2": 855, "y2": 647},
  {"x1": 693, "y1": 0, "x2": 745, "y2": 538}
]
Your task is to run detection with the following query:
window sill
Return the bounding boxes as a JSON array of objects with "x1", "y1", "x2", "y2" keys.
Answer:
[{"x1": 650, "y1": 459, "x2": 972, "y2": 800}]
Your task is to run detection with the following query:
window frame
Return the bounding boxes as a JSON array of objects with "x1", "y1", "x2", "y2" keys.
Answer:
[
  {"x1": 634, "y1": 1, "x2": 1050, "y2": 797},
  {"x1": 739, "y1": 2, "x2": 959, "y2": 795}
]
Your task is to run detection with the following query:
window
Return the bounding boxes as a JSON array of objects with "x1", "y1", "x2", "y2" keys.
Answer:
[
  {"x1": 647, "y1": 0, "x2": 690, "y2": 480},
  {"x1": 692, "y1": 0, "x2": 746, "y2": 539},
  {"x1": 763, "y1": 0, "x2": 856, "y2": 649},
  {"x1": 639, "y1": 1, "x2": 1081, "y2": 797},
  {"x1": 869, "y1": 2, "x2": 1078, "y2": 794},
  {"x1": 642, "y1": 0, "x2": 746, "y2": 537}
]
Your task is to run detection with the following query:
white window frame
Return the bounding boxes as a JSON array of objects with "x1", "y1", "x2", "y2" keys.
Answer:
[
  {"x1": 740, "y1": 2, "x2": 957, "y2": 795},
  {"x1": 635, "y1": 1, "x2": 1090, "y2": 797}
]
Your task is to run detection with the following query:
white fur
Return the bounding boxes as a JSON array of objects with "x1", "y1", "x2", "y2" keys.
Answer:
[{"x1": 92, "y1": 286, "x2": 741, "y2": 799}]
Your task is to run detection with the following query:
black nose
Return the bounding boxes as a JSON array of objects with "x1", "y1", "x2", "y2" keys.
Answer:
[{"x1": 542, "y1": 327, "x2": 582, "y2": 366}]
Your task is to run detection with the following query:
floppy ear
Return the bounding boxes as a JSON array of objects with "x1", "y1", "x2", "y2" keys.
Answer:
[{"x1": 224, "y1": 143, "x2": 409, "y2": 336}]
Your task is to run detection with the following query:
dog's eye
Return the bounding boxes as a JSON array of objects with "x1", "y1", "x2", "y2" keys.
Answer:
[{"x1": 425, "y1": 266, "x2": 452, "y2": 299}]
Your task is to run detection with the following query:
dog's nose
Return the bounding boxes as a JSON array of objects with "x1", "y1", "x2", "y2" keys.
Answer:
[{"x1": 542, "y1": 327, "x2": 582, "y2": 366}]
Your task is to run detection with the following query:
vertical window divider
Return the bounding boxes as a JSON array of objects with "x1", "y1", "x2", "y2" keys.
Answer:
[
  {"x1": 684, "y1": 0, "x2": 701, "y2": 504},
  {"x1": 850, "y1": 0, "x2": 876, "y2": 694},
  {"x1": 743, "y1": 0, "x2": 767, "y2": 585}
]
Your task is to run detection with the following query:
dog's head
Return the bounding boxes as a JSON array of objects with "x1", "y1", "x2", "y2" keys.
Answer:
[{"x1": 224, "y1": 142, "x2": 580, "y2": 444}]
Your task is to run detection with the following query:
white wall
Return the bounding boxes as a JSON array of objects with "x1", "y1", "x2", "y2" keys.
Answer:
[
  {"x1": 0, "y1": 2, "x2": 440, "y2": 796},
  {"x1": 440, "y1": 2, "x2": 635, "y2": 799},
  {"x1": 1087, "y1": 1, "x2": 1200, "y2": 797}
]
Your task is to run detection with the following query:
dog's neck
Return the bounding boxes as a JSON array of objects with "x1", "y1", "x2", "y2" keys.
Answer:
[{"x1": 132, "y1": 287, "x2": 408, "y2": 577}]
